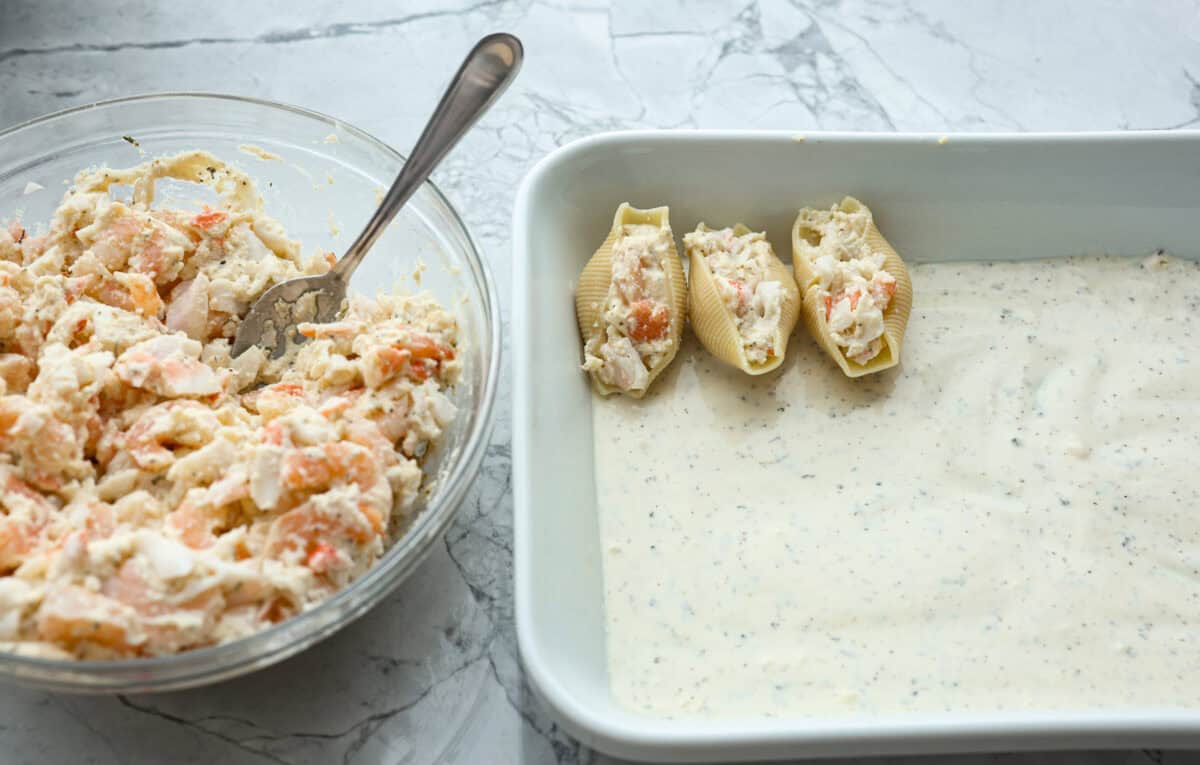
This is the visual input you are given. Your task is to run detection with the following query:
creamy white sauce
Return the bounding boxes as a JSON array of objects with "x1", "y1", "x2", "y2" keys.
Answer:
[{"x1": 594, "y1": 254, "x2": 1200, "y2": 719}]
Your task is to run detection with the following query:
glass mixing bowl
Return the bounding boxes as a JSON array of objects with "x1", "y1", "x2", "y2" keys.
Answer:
[{"x1": 0, "y1": 93, "x2": 500, "y2": 692}]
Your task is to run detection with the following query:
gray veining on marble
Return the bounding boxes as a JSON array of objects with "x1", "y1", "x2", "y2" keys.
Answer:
[{"x1": 1, "y1": 1, "x2": 1200, "y2": 763}]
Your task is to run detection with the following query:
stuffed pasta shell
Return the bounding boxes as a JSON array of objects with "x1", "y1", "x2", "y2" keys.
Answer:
[
  {"x1": 576, "y1": 203, "x2": 687, "y2": 397},
  {"x1": 683, "y1": 223, "x2": 800, "y2": 374},
  {"x1": 791, "y1": 197, "x2": 912, "y2": 377}
]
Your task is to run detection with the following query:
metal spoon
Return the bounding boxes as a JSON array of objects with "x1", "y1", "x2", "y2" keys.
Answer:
[{"x1": 231, "y1": 33, "x2": 523, "y2": 358}]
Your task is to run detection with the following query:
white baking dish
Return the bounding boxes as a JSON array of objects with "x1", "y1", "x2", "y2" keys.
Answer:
[{"x1": 511, "y1": 130, "x2": 1200, "y2": 762}]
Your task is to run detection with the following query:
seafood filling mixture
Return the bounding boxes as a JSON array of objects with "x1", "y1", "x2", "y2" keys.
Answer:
[
  {"x1": 799, "y1": 206, "x2": 897, "y2": 365},
  {"x1": 683, "y1": 227, "x2": 784, "y2": 365},
  {"x1": 582, "y1": 224, "x2": 675, "y2": 392},
  {"x1": 0, "y1": 152, "x2": 459, "y2": 659}
]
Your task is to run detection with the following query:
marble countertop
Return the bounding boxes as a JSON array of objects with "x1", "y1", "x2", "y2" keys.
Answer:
[{"x1": 2, "y1": 1, "x2": 1199, "y2": 763}]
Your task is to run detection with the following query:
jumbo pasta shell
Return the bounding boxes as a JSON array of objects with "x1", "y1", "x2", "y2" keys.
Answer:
[
  {"x1": 575, "y1": 203, "x2": 686, "y2": 398},
  {"x1": 686, "y1": 223, "x2": 800, "y2": 375},
  {"x1": 791, "y1": 197, "x2": 913, "y2": 378}
]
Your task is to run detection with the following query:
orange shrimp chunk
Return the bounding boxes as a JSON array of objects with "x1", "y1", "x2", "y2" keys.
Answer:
[
  {"x1": 166, "y1": 473, "x2": 249, "y2": 548},
  {"x1": 192, "y1": 208, "x2": 227, "y2": 229},
  {"x1": 0, "y1": 519, "x2": 39, "y2": 572},
  {"x1": 870, "y1": 276, "x2": 897, "y2": 308},
  {"x1": 167, "y1": 501, "x2": 231, "y2": 549},
  {"x1": 264, "y1": 502, "x2": 378, "y2": 572},
  {"x1": 628, "y1": 299, "x2": 669, "y2": 342},
  {"x1": 123, "y1": 273, "x2": 165, "y2": 317},
  {"x1": 37, "y1": 587, "x2": 139, "y2": 654},
  {"x1": 280, "y1": 442, "x2": 379, "y2": 493},
  {"x1": 405, "y1": 335, "x2": 455, "y2": 362},
  {"x1": 369, "y1": 335, "x2": 454, "y2": 384}
]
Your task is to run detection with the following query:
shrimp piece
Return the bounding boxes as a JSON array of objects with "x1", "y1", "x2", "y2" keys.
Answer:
[
  {"x1": 363, "y1": 346, "x2": 410, "y2": 387},
  {"x1": 36, "y1": 586, "x2": 141, "y2": 656},
  {"x1": 0, "y1": 397, "x2": 79, "y2": 492},
  {"x1": 0, "y1": 475, "x2": 51, "y2": 572},
  {"x1": 83, "y1": 501, "x2": 116, "y2": 542},
  {"x1": 343, "y1": 415, "x2": 399, "y2": 457},
  {"x1": 824, "y1": 288, "x2": 862, "y2": 321},
  {"x1": 0, "y1": 394, "x2": 22, "y2": 434},
  {"x1": 405, "y1": 335, "x2": 456, "y2": 364},
  {"x1": 374, "y1": 404, "x2": 415, "y2": 446},
  {"x1": 82, "y1": 209, "x2": 187, "y2": 283},
  {"x1": 260, "y1": 420, "x2": 288, "y2": 447},
  {"x1": 264, "y1": 498, "x2": 380, "y2": 574},
  {"x1": 275, "y1": 442, "x2": 391, "y2": 543},
  {"x1": 46, "y1": 300, "x2": 157, "y2": 357},
  {"x1": 51, "y1": 500, "x2": 116, "y2": 573},
  {"x1": 64, "y1": 270, "x2": 163, "y2": 317},
  {"x1": 317, "y1": 392, "x2": 356, "y2": 418},
  {"x1": 114, "y1": 334, "x2": 222, "y2": 398},
  {"x1": 869, "y1": 271, "x2": 897, "y2": 309},
  {"x1": 280, "y1": 442, "x2": 380, "y2": 494},
  {"x1": 101, "y1": 560, "x2": 224, "y2": 654},
  {"x1": 361, "y1": 335, "x2": 455, "y2": 388},
  {"x1": 149, "y1": 209, "x2": 202, "y2": 243},
  {"x1": 120, "y1": 400, "x2": 220, "y2": 471},
  {"x1": 67, "y1": 267, "x2": 162, "y2": 318},
  {"x1": 627, "y1": 299, "x2": 669, "y2": 342},
  {"x1": 63, "y1": 273, "x2": 97, "y2": 306},
  {"x1": 83, "y1": 212, "x2": 151, "y2": 268},
  {"x1": 114, "y1": 272, "x2": 164, "y2": 318},
  {"x1": 166, "y1": 473, "x2": 249, "y2": 549},
  {"x1": 127, "y1": 229, "x2": 172, "y2": 281},
  {"x1": 102, "y1": 561, "x2": 163, "y2": 615}
]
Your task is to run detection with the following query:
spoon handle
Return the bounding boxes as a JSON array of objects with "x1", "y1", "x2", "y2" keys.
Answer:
[{"x1": 334, "y1": 33, "x2": 524, "y2": 278}]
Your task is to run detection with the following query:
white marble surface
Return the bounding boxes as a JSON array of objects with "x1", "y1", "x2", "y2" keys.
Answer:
[{"x1": 1, "y1": 1, "x2": 1199, "y2": 763}]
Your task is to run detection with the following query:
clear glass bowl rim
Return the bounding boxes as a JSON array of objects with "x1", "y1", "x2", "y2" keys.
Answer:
[{"x1": 0, "y1": 92, "x2": 502, "y2": 691}]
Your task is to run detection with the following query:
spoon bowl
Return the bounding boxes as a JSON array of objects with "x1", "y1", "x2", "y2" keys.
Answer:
[
  {"x1": 232, "y1": 272, "x2": 347, "y2": 358},
  {"x1": 231, "y1": 32, "x2": 523, "y2": 358}
]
